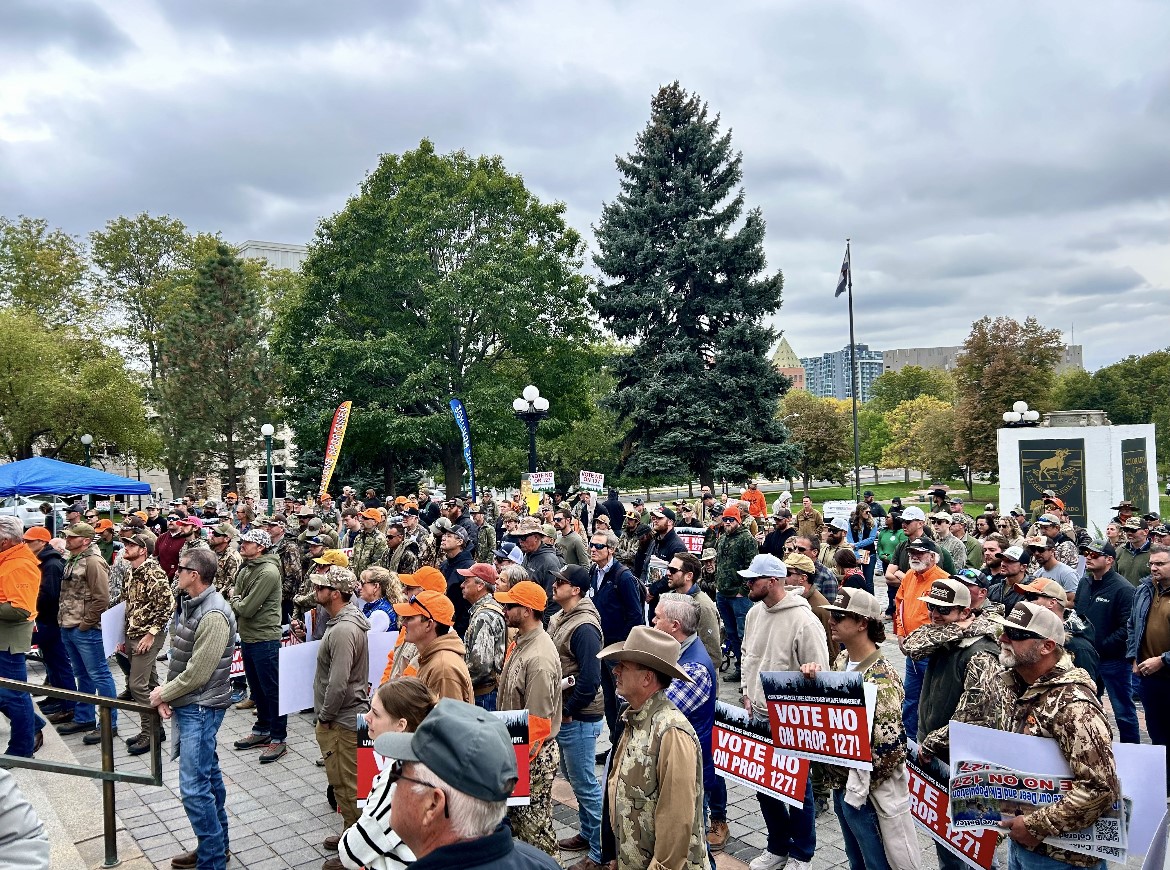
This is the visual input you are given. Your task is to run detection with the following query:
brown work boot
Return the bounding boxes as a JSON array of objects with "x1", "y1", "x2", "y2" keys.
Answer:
[
  {"x1": 322, "y1": 858, "x2": 344, "y2": 870},
  {"x1": 558, "y1": 833, "x2": 588, "y2": 852},
  {"x1": 171, "y1": 849, "x2": 230, "y2": 868},
  {"x1": 323, "y1": 834, "x2": 341, "y2": 851},
  {"x1": 707, "y1": 819, "x2": 730, "y2": 851}
]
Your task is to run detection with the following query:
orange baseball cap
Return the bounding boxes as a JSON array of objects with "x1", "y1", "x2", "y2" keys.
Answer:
[
  {"x1": 94, "y1": 519, "x2": 115, "y2": 532},
  {"x1": 360, "y1": 508, "x2": 381, "y2": 521},
  {"x1": 226, "y1": 492, "x2": 238, "y2": 498},
  {"x1": 721, "y1": 506, "x2": 741, "y2": 520},
  {"x1": 393, "y1": 590, "x2": 455, "y2": 626},
  {"x1": 399, "y1": 566, "x2": 446, "y2": 593},
  {"x1": 495, "y1": 580, "x2": 548, "y2": 612},
  {"x1": 22, "y1": 526, "x2": 51, "y2": 542}
]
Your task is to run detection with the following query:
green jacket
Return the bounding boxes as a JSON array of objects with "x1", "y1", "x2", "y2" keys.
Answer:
[
  {"x1": 229, "y1": 553, "x2": 282, "y2": 642},
  {"x1": 715, "y1": 527, "x2": 759, "y2": 597}
]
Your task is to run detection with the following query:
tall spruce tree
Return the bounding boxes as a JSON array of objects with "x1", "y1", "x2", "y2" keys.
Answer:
[{"x1": 593, "y1": 82, "x2": 796, "y2": 489}]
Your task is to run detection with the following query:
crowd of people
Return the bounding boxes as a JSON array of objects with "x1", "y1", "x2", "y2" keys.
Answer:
[{"x1": 1, "y1": 481, "x2": 1167, "y2": 870}]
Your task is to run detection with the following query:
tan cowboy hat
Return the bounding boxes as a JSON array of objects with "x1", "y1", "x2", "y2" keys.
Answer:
[{"x1": 597, "y1": 626, "x2": 690, "y2": 683}]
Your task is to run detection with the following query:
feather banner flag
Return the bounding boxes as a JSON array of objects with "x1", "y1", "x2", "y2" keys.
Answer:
[{"x1": 319, "y1": 401, "x2": 352, "y2": 499}]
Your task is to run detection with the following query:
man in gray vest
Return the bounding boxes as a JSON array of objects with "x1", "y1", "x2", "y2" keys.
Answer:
[{"x1": 150, "y1": 547, "x2": 236, "y2": 870}]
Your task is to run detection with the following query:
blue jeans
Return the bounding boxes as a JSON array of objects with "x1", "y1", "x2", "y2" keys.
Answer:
[
  {"x1": 1008, "y1": 842, "x2": 1103, "y2": 870},
  {"x1": 240, "y1": 640, "x2": 285, "y2": 742},
  {"x1": 757, "y1": 774, "x2": 816, "y2": 861},
  {"x1": 558, "y1": 718, "x2": 603, "y2": 862},
  {"x1": 902, "y1": 657, "x2": 927, "y2": 741},
  {"x1": 175, "y1": 705, "x2": 229, "y2": 870},
  {"x1": 35, "y1": 620, "x2": 76, "y2": 712},
  {"x1": 716, "y1": 594, "x2": 753, "y2": 666},
  {"x1": 708, "y1": 774, "x2": 728, "y2": 821},
  {"x1": 0, "y1": 650, "x2": 44, "y2": 756},
  {"x1": 61, "y1": 626, "x2": 117, "y2": 728},
  {"x1": 834, "y1": 789, "x2": 891, "y2": 870},
  {"x1": 1136, "y1": 676, "x2": 1170, "y2": 790},
  {"x1": 474, "y1": 690, "x2": 497, "y2": 712},
  {"x1": 1096, "y1": 659, "x2": 1139, "y2": 743}
]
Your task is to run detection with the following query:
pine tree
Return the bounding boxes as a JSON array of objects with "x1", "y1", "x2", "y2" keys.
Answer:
[{"x1": 593, "y1": 82, "x2": 795, "y2": 489}]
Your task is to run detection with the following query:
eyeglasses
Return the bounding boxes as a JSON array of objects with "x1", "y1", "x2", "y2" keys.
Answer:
[
  {"x1": 664, "y1": 566, "x2": 681, "y2": 576},
  {"x1": 722, "y1": 518, "x2": 737, "y2": 524},
  {"x1": 407, "y1": 594, "x2": 435, "y2": 621},
  {"x1": 932, "y1": 519, "x2": 949, "y2": 525},
  {"x1": 177, "y1": 564, "x2": 198, "y2": 574},
  {"x1": 925, "y1": 603, "x2": 957, "y2": 616},
  {"x1": 827, "y1": 611, "x2": 855, "y2": 623},
  {"x1": 1022, "y1": 592, "x2": 1061, "y2": 603},
  {"x1": 387, "y1": 761, "x2": 448, "y2": 817},
  {"x1": 790, "y1": 545, "x2": 808, "y2": 553},
  {"x1": 588, "y1": 542, "x2": 609, "y2": 550},
  {"x1": 1001, "y1": 627, "x2": 1044, "y2": 642},
  {"x1": 503, "y1": 602, "x2": 524, "y2": 611}
]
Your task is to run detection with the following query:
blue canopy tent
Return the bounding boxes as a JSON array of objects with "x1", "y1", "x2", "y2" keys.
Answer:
[{"x1": 0, "y1": 456, "x2": 152, "y2": 497}]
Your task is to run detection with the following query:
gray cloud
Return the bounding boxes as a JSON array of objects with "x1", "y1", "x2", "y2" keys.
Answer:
[{"x1": 0, "y1": 0, "x2": 130, "y2": 60}]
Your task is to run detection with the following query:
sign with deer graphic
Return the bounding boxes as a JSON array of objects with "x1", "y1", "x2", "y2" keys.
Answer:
[{"x1": 1018, "y1": 439, "x2": 1087, "y2": 527}]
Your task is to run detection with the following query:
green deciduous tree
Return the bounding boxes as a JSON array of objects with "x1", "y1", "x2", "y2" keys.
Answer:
[
  {"x1": 954, "y1": 316, "x2": 1064, "y2": 487},
  {"x1": 592, "y1": 82, "x2": 796, "y2": 490},
  {"x1": 781, "y1": 392, "x2": 851, "y2": 495},
  {"x1": 0, "y1": 215, "x2": 91, "y2": 327},
  {"x1": 272, "y1": 139, "x2": 598, "y2": 495},
  {"x1": 157, "y1": 243, "x2": 281, "y2": 496},
  {"x1": 881, "y1": 396, "x2": 961, "y2": 483},
  {"x1": 858, "y1": 407, "x2": 891, "y2": 485},
  {"x1": 868, "y1": 366, "x2": 954, "y2": 414},
  {"x1": 0, "y1": 308, "x2": 157, "y2": 462}
]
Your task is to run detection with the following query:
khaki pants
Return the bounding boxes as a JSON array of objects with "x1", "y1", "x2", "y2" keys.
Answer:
[
  {"x1": 127, "y1": 633, "x2": 166, "y2": 732},
  {"x1": 317, "y1": 722, "x2": 360, "y2": 829}
]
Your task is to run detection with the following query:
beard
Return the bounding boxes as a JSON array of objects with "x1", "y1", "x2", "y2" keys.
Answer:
[
  {"x1": 998, "y1": 648, "x2": 1017, "y2": 668},
  {"x1": 908, "y1": 558, "x2": 927, "y2": 572}
]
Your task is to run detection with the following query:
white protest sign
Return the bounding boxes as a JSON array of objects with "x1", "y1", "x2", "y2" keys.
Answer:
[
  {"x1": 530, "y1": 471, "x2": 555, "y2": 492},
  {"x1": 278, "y1": 639, "x2": 320, "y2": 715},
  {"x1": 821, "y1": 500, "x2": 857, "y2": 522},
  {"x1": 579, "y1": 470, "x2": 604, "y2": 492},
  {"x1": 101, "y1": 602, "x2": 126, "y2": 658},
  {"x1": 367, "y1": 630, "x2": 397, "y2": 684}
]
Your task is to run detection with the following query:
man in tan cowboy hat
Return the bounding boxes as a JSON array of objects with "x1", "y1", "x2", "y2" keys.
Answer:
[{"x1": 598, "y1": 625, "x2": 707, "y2": 870}]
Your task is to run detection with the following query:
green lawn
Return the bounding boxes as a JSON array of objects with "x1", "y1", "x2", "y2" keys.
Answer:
[{"x1": 799, "y1": 479, "x2": 1000, "y2": 517}]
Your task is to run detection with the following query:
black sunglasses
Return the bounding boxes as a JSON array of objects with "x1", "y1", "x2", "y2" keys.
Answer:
[
  {"x1": 588, "y1": 542, "x2": 609, "y2": 550},
  {"x1": 387, "y1": 761, "x2": 448, "y2": 817},
  {"x1": 926, "y1": 603, "x2": 957, "y2": 616},
  {"x1": 1002, "y1": 627, "x2": 1044, "y2": 642},
  {"x1": 1022, "y1": 592, "x2": 1059, "y2": 603},
  {"x1": 407, "y1": 594, "x2": 435, "y2": 621}
]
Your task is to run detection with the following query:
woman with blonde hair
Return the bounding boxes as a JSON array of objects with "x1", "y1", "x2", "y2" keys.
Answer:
[
  {"x1": 358, "y1": 567, "x2": 405, "y2": 631},
  {"x1": 993, "y1": 515, "x2": 1026, "y2": 548},
  {"x1": 337, "y1": 678, "x2": 437, "y2": 870},
  {"x1": 846, "y1": 502, "x2": 878, "y2": 593}
]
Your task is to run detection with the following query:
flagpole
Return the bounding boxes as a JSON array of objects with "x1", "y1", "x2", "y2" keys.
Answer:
[{"x1": 845, "y1": 239, "x2": 861, "y2": 503}]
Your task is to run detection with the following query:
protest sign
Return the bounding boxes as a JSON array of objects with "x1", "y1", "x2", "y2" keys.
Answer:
[
  {"x1": 101, "y1": 602, "x2": 126, "y2": 658},
  {"x1": 231, "y1": 630, "x2": 300, "y2": 680},
  {"x1": 821, "y1": 500, "x2": 857, "y2": 522},
  {"x1": 579, "y1": 470, "x2": 604, "y2": 492},
  {"x1": 357, "y1": 708, "x2": 531, "y2": 807},
  {"x1": 675, "y1": 526, "x2": 708, "y2": 554},
  {"x1": 762, "y1": 670, "x2": 877, "y2": 769},
  {"x1": 711, "y1": 701, "x2": 809, "y2": 808},
  {"x1": 530, "y1": 471, "x2": 555, "y2": 492},
  {"x1": 277, "y1": 639, "x2": 319, "y2": 714},
  {"x1": 951, "y1": 721, "x2": 1166, "y2": 863},
  {"x1": 906, "y1": 741, "x2": 998, "y2": 870}
]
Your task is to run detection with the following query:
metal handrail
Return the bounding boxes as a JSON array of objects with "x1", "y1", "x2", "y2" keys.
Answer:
[{"x1": 0, "y1": 678, "x2": 163, "y2": 868}]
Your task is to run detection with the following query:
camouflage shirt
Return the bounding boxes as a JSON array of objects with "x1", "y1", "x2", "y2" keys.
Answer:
[
  {"x1": 351, "y1": 530, "x2": 389, "y2": 577},
  {"x1": 613, "y1": 530, "x2": 642, "y2": 572},
  {"x1": 271, "y1": 534, "x2": 303, "y2": 601},
  {"x1": 385, "y1": 540, "x2": 420, "y2": 576},
  {"x1": 464, "y1": 595, "x2": 506, "y2": 694},
  {"x1": 1002, "y1": 660, "x2": 1121, "y2": 868},
  {"x1": 108, "y1": 558, "x2": 129, "y2": 606},
  {"x1": 214, "y1": 547, "x2": 243, "y2": 597},
  {"x1": 825, "y1": 649, "x2": 906, "y2": 791},
  {"x1": 473, "y1": 523, "x2": 497, "y2": 564},
  {"x1": 122, "y1": 557, "x2": 173, "y2": 640}
]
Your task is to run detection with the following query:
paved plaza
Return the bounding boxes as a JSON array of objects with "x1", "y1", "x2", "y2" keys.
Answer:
[{"x1": 6, "y1": 577, "x2": 1151, "y2": 870}]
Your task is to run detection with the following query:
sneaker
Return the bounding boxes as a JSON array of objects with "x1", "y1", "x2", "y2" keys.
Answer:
[
  {"x1": 787, "y1": 860, "x2": 811, "y2": 870},
  {"x1": 82, "y1": 728, "x2": 116, "y2": 745},
  {"x1": 234, "y1": 698, "x2": 256, "y2": 710},
  {"x1": 707, "y1": 819, "x2": 729, "y2": 851},
  {"x1": 229, "y1": 688, "x2": 247, "y2": 705},
  {"x1": 749, "y1": 852, "x2": 788, "y2": 870},
  {"x1": 233, "y1": 733, "x2": 270, "y2": 750},
  {"x1": 57, "y1": 720, "x2": 97, "y2": 735},
  {"x1": 259, "y1": 742, "x2": 287, "y2": 764}
]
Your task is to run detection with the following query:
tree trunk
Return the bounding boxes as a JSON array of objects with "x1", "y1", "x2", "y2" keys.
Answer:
[
  {"x1": 441, "y1": 441, "x2": 463, "y2": 496},
  {"x1": 802, "y1": 473, "x2": 811, "y2": 497},
  {"x1": 903, "y1": 467, "x2": 910, "y2": 484},
  {"x1": 699, "y1": 471, "x2": 715, "y2": 492},
  {"x1": 167, "y1": 469, "x2": 189, "y2": 501}
]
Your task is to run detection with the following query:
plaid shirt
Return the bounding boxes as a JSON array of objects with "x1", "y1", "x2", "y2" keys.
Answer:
[
  {"x1": 665, "y1": 657, "x2": 713, "y2": 717},
  {"x1": 813, "y1": 561, "x2": 838, "y2": 599}
]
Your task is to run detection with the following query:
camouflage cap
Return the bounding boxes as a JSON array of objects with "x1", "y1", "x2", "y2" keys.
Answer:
[
  {"x1": 64, "y1": 522, "x2": 96, "y2": 538},
  {"x1": 700, "y1": 547, "x2": 716, "y2": 561},
  {"x1": 210, "y1": 522, "x2": 238, "y2": 539},
  {"x1": 240, "y1": 528, "x2": 272, "y2": 549},
  {"x1": 311, "y1": 565, "x2": 358, "y2": 593},
  {"x1": 1004, "y1": 601, "x2": 1066, "y2": 645}
]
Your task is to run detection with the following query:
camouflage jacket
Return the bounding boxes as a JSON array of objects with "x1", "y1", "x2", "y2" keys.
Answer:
[
  {"x1": 413, "y1": 530, "x2": 439, "y2": 569},
  {"x1": 464, "y1": 595, "x2": 506, "y2": 694},
  {"x1": 122, "y1": 557, "x2": 173, "y2": 639},
  {"x1": 271, "y1": 535, "x2": 303, "y2": 601},
  {"x1": 825, "y1": 649, "x2": 907, "y2": 791},
  {"x1": 715, "y1": 527, "x2": 759, "y2": 597},
  {"x1": 613, "y1": 531, "x2": 642, "y2": 572},
  {"x1": 904, "y1": 614, "x2": 1008, "y2": 759},
  {"x1": 1002, "y1": 661, "x2": 1121, "y2": 868},
  {"x1": 606, "y1": 690, "x2": 707, "y2": 870},
  {"x1": 351, "y1": 530, "x2": 388, "y2": 576},
  {"x1": 214, "y1": 548, "x2": 243, "y2": 597},
  {"x1": 385, "y1": 539, "x2": 420, "y2": 576},
  {"x1": 473, "y1": 522, "x2": 497, "y2": 564},
  {"x1": 108, "y1": 558, "x2": 129, "y2": 606}
]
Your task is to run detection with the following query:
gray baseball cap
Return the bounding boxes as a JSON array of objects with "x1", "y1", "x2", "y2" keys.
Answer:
[{"x1": 373, "y1": 699, "x2": 518, "y2": 802}]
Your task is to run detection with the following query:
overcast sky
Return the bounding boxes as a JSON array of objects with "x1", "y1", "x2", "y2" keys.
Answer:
[{"x1": 2, "y1": 0, "x2": 1167, "y2": 370}]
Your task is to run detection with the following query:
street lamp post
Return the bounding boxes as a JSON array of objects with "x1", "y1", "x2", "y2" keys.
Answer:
[
  {"x1": 80, "y1": 433, "x2": 93, "y2": 509},
  {"x1": 261, "y1": 423, "x2": 275, "y2": 516},
  {"x1": 512, "y1": 385, "x2": 550, "y2": 474},
  {"x1": 1002, "y1": 401, "x2": 1040, "y2": 428}
]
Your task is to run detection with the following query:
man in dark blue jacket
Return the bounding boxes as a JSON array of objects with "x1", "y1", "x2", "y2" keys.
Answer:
[
  {"x1": 588, "y1": 529, "x2": 643, "y2": 759},
  {"x1": 439, "y1": 527, "x2": 476, "y2": 638},
  {"x1": 26, "y1": 527, "x2": 74, "y2": 725},
  {"x1": 1074, "y1": 540, "x2": 1138, "y2": 743}
]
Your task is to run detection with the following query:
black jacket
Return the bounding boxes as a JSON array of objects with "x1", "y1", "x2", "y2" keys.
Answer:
[
  {"x1": 602, "y1": 493, "x2": 625, "y2": 526},
  {"x1": 410, "y1": 824, "x2": 559, "y2": 870},
  {"x1": 761, "y1": 527, "x2": 796, "y2": 558},
  {"x1": 441, "y1": 549, "x2": 476, "y2": 637},
  {"x1": 1074, "y1": 569, "x2": 1134, "y2": 662},
  {"x1": 34, "y1": 547, "x2": 67, "y2": 623}
]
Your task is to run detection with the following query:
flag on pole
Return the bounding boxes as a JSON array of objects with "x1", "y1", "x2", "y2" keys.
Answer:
[
  {"x1": 319, "y1": 401, "x2": 352, "y2": 499},
  {"x1": 449, "y1": 398, "x2": 478, "y2": 501},
  {"x1": 835, "y1": 244, "x2": 850, "y2": 297}
]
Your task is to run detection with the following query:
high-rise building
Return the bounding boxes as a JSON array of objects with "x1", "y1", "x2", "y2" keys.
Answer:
[
  {"x1": 882, "y1": 344, "x2": 1084, "y2": 374},
  {"x1": 770, "y1": 336, "x2": 805, "y2": 391},
  {"x1": 799, "y1": 344, "x2": 885, "y2": 402},
  {"x1": 236, "y1": 240, "x2": 308, "y2": 271}
]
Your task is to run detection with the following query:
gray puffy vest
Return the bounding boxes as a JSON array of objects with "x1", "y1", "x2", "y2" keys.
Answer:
[{"x1": 167, "y1": 585, "x2": 237, "y2": 709}]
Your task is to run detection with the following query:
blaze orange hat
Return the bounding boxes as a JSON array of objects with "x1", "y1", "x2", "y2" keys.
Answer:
[
  {"x1": 399, "y1": 566, "x2": 446, "y2": 593},
  {"x1": 94, "y1": 519, "x2": 115, "y2": 533},
  {"x1": 393, "y1": 590, "x2": 455, "y2": 626},
  {"x1": 721, "y1": 506, "x2": 742, "y2": 520},
  {"x1": 360, "y1": 508, "x2": 381, "y2": 521},
  {"x1": 133, "y1": 510, "x2": 148, "y2": 521},
  {"x1": 226, "y1": 492, "x2": 238, "y2": 498},
  {"x1": 22, "y1": 526, "x2": 51, "y2": 542},
  {"x1": 494, "y1": 580, "x2": 548, "y2": 612}
]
